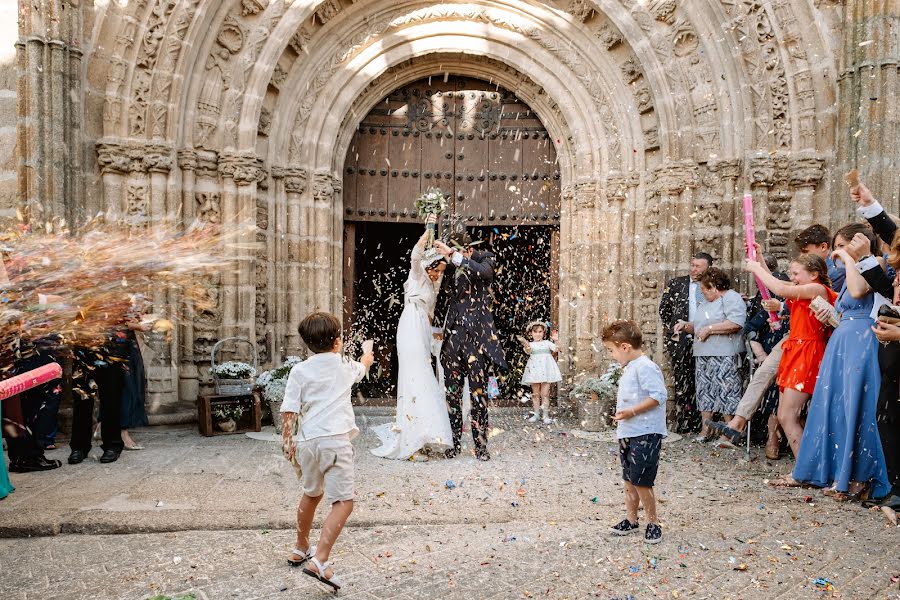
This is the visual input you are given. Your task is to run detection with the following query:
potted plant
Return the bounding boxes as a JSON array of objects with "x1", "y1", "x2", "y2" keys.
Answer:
[
  {"x1": 256, "y1": 356, "x2": 302, "y2": 431},
  {"x1": 570, "y1": 363, "x2": 623, "y2": 432},
  {"x1": 212, "y1": 404, "x2": 245, "y2": 433}
]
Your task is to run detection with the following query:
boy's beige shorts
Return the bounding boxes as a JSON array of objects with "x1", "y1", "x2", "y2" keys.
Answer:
[{"x1": 297, "y1": 434, "x2": 355, "y2": 504}]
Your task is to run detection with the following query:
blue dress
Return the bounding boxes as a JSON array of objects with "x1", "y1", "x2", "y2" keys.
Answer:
[
  {"x1": 792, "y1": 287, "x2": 890, "y2": 497},
  {"x1": 0, "y1": 400, "x2": 14, "y2": 500}
]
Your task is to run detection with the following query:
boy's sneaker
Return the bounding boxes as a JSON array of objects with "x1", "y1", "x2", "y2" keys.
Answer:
[
  {"x1": 542, "y1": 415, "x2": 552, "y2": 425},
  {"x1": 527, "y1": 412, "x2": 539, "y2": 423},
  {"x1": 609, "y1": 518, "x2": 639, "y2": 536},
  {"x1": 644, "y1": 523, "x2": 663, "y2": 544}
]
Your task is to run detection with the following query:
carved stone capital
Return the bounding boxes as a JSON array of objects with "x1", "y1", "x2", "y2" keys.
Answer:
[
  {"x1": 177, "y1": 149, "x2": 198, "y2": 171},
  {"x1": 573, "y1": 180, "x2": 597, "y2": 209},
  {"x1": 272, "y1": 166, "x2": 308, "y2": 194},
  {"x1": 312, "y1": 171, "x2": 341, "y2": 202},
  {"x1": 141, "y1": 143, "x2": 175, "y2": 173},
  {"x1": 605, "y1": 172, "x2": 639, "y2": 201},
  {"x1": 96, "y1": 139, "x2": 131, "y2": 175},
  {"x1": 648, "y1": 0, "x2": 678, "y2": 24},
  {"x1": 707, "y1": 158, "x2": 742, "y2": 180},
  {"x1": 218, "y1": 152, "x2": 260, "y2": 186},
  {"x1": 747, "y1": 155, "x2": 776, "y2": 187},
  {"x1": 652, "y1": 161, "x2": 699, "y2": 196},
  {"x1": 789, "y1": 155, "x2": 825, "y2": 188}
]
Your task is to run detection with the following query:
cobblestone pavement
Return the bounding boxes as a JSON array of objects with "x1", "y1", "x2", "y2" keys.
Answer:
[{"x1": 1, "y1": 409, "x2": 898, "y2": 599}]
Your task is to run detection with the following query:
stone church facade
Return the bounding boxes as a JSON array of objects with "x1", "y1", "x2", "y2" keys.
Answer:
[{"x1": 3, "y1": 1, "x2": 897, "y2": 413}]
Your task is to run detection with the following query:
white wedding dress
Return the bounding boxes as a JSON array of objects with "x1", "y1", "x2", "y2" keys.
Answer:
[{"x1": 371, "y1": 241, "x2": 454, "y2": 459}]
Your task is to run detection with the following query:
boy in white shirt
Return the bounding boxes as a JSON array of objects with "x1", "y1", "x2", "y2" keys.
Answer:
[
  {"x1": 281, "y1": 312, "x2": 374, "y2": 591},
  {"x1": 601, "y1": 320, "x2": 667, "y2": 544}
]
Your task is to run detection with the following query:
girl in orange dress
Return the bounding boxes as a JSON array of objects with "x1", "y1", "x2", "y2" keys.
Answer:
[{"x1": 745, "y1": 251, "x2": 836, "y2": 459}]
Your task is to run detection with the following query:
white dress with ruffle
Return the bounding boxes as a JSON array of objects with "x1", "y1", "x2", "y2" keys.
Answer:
[{"x1": 520, "y1": 341, "x2": 562, "y2": 385}]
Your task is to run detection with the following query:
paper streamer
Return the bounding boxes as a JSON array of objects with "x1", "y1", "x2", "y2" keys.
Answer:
[
  {"x1": 0, "y1": 362, "x2": 63, "y2": 401},
  {"x1": 742, "y1": 193, "x2": 781, "y2": 329}
]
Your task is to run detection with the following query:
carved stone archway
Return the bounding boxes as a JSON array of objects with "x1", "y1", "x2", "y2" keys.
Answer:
[{"x1": 17, "y1": 0, "x2": 892, "y2": 414}]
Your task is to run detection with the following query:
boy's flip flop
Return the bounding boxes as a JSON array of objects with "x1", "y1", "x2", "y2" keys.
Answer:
[
  {"x1": 303, "y1": 556, "x2": 342, "y2": 593},
  {"x1": 287, "y1": 544, "x2": 316, "y2": 567}
]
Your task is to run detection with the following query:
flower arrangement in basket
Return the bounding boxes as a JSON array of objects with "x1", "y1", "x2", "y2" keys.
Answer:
[
  {"x1": 256, "y1": 356, "x2": 302, "y2": 431},
  {"x1": 212, "y1": 403, "x2": 246, "y2": 433},
  {"x1": 210, "y1": 337, "x2": 258, "y2": 396},
  {"x1": 570, "y1": 363, "x2": 623, "y2": 431},
  {"x1": 414, "y1": 187, "x2": 448, "y2": 248}
]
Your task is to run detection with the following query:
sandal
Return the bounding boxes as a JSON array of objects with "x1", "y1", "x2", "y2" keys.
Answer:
[
  {"x1": 768, "y1": 476, "x2": 803, "y2": 488},
  {"x1": 287, "y1": 544, "x2": 316, "y2": 567},
  {"x1": 303, "y1": 556, "x2": 342, "y2": 593},
  {"x1": 706, "y1": 420, "x2": 744, "y2": 445}
]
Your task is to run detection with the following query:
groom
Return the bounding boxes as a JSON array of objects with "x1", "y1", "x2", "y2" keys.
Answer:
[{"x1": 434, "y1": 233, "x2": 507, "y2": 461}]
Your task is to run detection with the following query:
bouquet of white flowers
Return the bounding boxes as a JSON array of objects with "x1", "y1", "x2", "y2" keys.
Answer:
[
  {"x1": 415, "y1": 187, "x2": 448, "y2": 248},
  {"x1": 571, "y1": 363, "x2": 623, "y2": 431}
]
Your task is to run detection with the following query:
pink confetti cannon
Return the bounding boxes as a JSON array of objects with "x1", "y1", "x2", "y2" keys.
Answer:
[
  {"x1": 743, "y1": 193, "x2": 781, "y2": 330},
  {"x1": 0, "y1": 362, "x2": 63, "y2": 401}
]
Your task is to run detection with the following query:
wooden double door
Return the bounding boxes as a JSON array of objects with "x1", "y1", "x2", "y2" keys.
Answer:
[{"x1": 343, "y1": 76, "x2": 561, "y2": 225}]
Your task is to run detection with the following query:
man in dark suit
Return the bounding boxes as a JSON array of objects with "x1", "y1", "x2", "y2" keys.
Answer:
[
  {"x1": 658, "y1": 252, "x2": 712, "y2": 433},
  {"x1": 434, "y1": 233, "x2": 508, "y2": 461}
]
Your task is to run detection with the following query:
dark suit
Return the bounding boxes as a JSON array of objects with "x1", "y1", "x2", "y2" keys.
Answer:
[
  {"x1": 441, "y1": 250, "x2": 508, "y2": 453},
  {"x1": 860, "y1": 206, "x2": 899, "y2": 497},
  {"x1": 658, "y1": 275, "x2": 700, "y2": 433}
]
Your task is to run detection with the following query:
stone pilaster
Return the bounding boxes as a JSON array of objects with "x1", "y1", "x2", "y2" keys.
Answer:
[
  {"x1": 572, "y1": 179, "x2": 599, "y2": 372},
  {"x1": 605, "y1": 172, "x2": 640, "y2": 321},
  {"x1": 836, "y1": 1, "x2": 900, "y2": 211},
  {"x1": 311, "y1": 171, "x2": 341, "y2": 318},
  {"x1": 176, "y1": 149, "x2": 199, "y2": 402}
]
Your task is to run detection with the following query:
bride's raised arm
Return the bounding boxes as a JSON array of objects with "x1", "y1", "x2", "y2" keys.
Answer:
[{"x1": 410, "y1": 229, "x2": 430, "y2": 275}]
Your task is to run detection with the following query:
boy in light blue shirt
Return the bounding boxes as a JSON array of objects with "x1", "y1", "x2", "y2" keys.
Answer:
[{"x1": 601, "y1": 320, "x2": 667, "y2": 544}]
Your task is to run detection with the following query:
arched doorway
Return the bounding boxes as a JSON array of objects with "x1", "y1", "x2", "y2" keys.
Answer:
[{"x1": 341, "y1": 76, "x2": 560, "y2": 401}]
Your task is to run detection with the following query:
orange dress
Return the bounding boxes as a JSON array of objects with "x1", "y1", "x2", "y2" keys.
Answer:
[{"x1": 777, "y1": 288, "x2": 838, "y2": 394}]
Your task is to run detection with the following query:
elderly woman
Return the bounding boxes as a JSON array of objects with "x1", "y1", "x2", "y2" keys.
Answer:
[{"x1": 675, "y1": 267, "x2": 747, "y2": 442}]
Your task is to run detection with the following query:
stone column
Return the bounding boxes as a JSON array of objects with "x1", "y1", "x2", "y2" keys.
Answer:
[
  {"x1": 178, "y1": 150, "x2": 198, "y2": 227},
  {"x1": 276, "y1": 167, "x2": 308, "y2": 354},
  {"x1": 836, "y1": 1, "x2": 900, "y2": 210},
  {"x1": 177, "y1": 150, "x2": 199, "y2": 401},
  {"x1": 311, "y1": 171, "x2": 341, "y2": 315},
  {"x1": 558, "y1": 184, "x2": 575, "y2": 376},
  {"x1": 605, "y1": 172, "x2": 636, "y2": 320},
  {"x1": 709, "y1": 159, "x2": 742, "y2": 271},
  {"x1": 653, "y1": 161, "x2": 699, "y2": 274},
  {"x1": 218, "y1": 152, "x2": 260, "y2": 348},
  {"x1": 571, "y1": 180, "x2": 598, "y2": 373},
  {"x1": 96, "y1": 140, "x2": 130, "y2": 220},
  {"x1": 747, "y1": 155, "x2": 776, "y2": 249},
  {"x1": 15, "y1": 1, "x2": 84, "y2": 227},
  {"x1": 790, "y1": 153, "x2": 826, "y2": 234}
]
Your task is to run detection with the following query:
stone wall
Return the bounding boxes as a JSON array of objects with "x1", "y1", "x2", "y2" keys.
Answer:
[{"x1": 0, "y1": 2, "x2": 18, "y2": 217}]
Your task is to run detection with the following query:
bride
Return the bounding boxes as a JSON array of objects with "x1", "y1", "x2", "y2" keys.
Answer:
[{"x1": 371, "y1": 219, "x2": 454, "y2": 460}]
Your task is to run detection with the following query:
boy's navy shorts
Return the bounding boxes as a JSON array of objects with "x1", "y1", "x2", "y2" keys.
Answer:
[{"x1": 619, "y1": 433, "x2": 663, "y2": 487}]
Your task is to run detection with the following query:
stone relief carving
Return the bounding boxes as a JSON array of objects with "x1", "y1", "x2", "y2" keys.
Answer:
[
  {"x1": 126, "y1": 181, "x2": 149, "y2": 225},
  {"x1": 258, "y1": 107, "x2": 272, "y2": 136},
  {"x1": 195, "y1": 49, "x2": 231, "y2": 149},
  {"x1": 595, "y1": 24, "x2": 623, "y2": 50},
  {"x1": 241, "y1": 0, "x2": 267, "y2": 16},
  {"x1": 196, "y1": 192, "x2": 221, "y2": 224},
  {"x1": 565, "y1": 0, "x2": 595, "y2": 22},
  {"x1": 648, "y1": 0, "x2": 678, "y2": 24},
  {"x1": 316, "y1": 0, "x2": 342, "y2": 25}
]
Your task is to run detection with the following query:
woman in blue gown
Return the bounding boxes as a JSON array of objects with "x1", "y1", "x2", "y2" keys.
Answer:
[
  {"x1": 0, "y1": 400, "x2": 14, "y2": 500},
  {"x1": 792, "y1": 226, "x2": 891, "y2": 500}
]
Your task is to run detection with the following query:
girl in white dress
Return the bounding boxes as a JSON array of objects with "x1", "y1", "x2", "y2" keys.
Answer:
[
  {"x1": 371, "y1": 226, "x2": 454, "y2": 460},
  {"x1": 519, "y1": 321, "x2": 562, "y2": 424}
]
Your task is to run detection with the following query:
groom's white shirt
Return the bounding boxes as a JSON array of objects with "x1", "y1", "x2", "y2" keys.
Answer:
[{"x1": 281, "y1": 352, "x2": 364, "y2": 442}]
